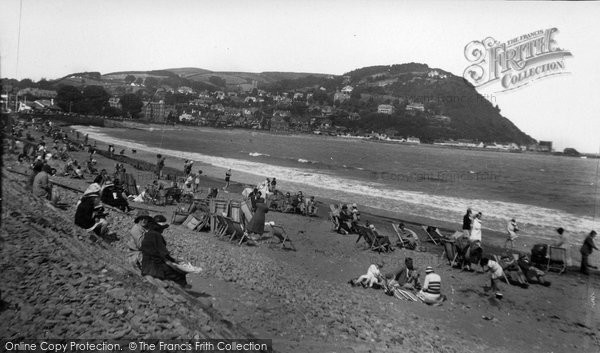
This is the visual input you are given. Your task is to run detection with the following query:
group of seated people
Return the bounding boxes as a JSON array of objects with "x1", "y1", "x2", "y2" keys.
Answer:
[
  {"x1": 127, "y1": 209, "x2": 193, "y2": 288},
  {"x1": 349, "y1": 258, "x2": 444, "y2": 305},
  {"x1": 330, "y1": 203, "x2": 360, "y2": 234},
  {"x1": 275, "y1": 191, "x2": 318, "y2": 216}
]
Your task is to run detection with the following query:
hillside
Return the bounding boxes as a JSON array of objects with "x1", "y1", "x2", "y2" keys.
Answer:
[{"x1": 7, "y1": 63, "x2": 535, "y2": 144}]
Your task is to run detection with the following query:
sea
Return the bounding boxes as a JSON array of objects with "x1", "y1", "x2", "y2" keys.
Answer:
[{"x1": 75, "y1": 124, "x2": 600, "y2": 247}]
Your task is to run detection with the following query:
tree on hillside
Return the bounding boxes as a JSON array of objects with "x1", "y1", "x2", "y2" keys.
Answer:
[
  {"x1": 120, "y1": 93, "x2": 143, "y2": 118},
  {"x1": 209, "y1": 76, "x2": 226, "y2": 88},
  {"x1": 125, "y1": 75, "x2": 136, "y2": 84},
  {"x1": 55, "y1": 85, "x2": 83, "y2": 112},
  {"x1": 81, "y1": 85, "x2": 110, "y2": 114},
  {"x1": 144, "y1": 77, "x2": 159, "y2": 89}
]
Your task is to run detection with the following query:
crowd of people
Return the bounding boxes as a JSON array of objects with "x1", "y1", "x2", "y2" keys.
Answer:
[{"x1": 16, "y1": 119, "x2": 599, "y2": 298}]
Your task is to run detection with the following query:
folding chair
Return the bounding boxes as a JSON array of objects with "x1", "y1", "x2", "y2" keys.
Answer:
[
  {"x1": 267, "y1": 224, "x2": 295, "y2": 250},
  {"x1": 491, "y1": 254, "x2": 512, "y2": 285},
  {"x1": 420, "y1": 225, "x2": 442, "y2": 246},
  {"x1": 392, "y1": 223, "x2": 419, "y2": 248},
  {"x1": 355, "y1": 226, "x2": 388, "y2": 253},
  {"x1": 439, "y1": 239, "x2": 458, "y2": 267},
  {"x1": 547, "y1": 246, "x2": 567, "y2": 274}
]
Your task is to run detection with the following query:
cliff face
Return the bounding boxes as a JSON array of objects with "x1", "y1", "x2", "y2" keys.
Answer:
[{"x1": 342, "y1": 63, "x2": 535, "y2": 144}]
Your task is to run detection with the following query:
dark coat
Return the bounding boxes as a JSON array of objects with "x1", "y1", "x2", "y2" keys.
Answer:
[
  {"x1": 581, "y1": 235, "x2": 598, "y2": 256},
  {"x1": 246, "y1": 202, "x2": 269, "y2": 234},
  {"x1": 74, "y1": 197, "x2": 96, "y2": 229},
  {"x1": 462, "y1": 214, "x2": 472, "y2": 230},
  {"x1": 140, "y1": 228, "x2": 186, "y2": 285}
]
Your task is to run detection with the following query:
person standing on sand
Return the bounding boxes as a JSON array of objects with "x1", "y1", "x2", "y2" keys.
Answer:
[
  {"x1": 580, "y1": 230, "x2": 599, "y2": 275},
  {"x1": 156, "y1": 154, "x2": 165, "y2": 180},
  {"x1": 469, "y1": 212, "x2": 482, "y2": 245},
  {"x1": 224, "y1": 169, "x2": 231, "y2": 190},
  {"x1": 553, "y1": 227, "x2": 572, "y2": 266},
  {"x1": 462, "y1": 208, "x2": 472, "y2": 238},
  {"x1": 480, "y1": 257, "x2": 504, "y2": 294},
  {"x1": 194, "y1": 171, "x2": 202, "y2": 193},
  {"x1": 245, "y1": 197, "x2": 268, "y2": 240},
  {"x1": 505, "y1": 218, "x2": 519, "y2": 250}
]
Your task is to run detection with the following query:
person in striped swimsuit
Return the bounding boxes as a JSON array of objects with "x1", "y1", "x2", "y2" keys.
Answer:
[{"x1": 417, "y1": 266, "x2": 442, "y2": 304}]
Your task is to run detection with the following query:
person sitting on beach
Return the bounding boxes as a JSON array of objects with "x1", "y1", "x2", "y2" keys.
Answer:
[
  {"x1": 338, "y1": 205, "x2": 354, "y2": 234},
  {"x1": 505, "y1": 218, "x2": 519, "y2": 249},
  {"x1": 351, "y1": 203, "x2": 360, "y2": 224},
  {"x1": 127, "y1": 210, "x2": 151, "y2": 269},
  {"x1": 101, "y1": 179, "x2": 131, "y2": 212},
  {"x1": 32, "y1": 164, "x2": 52, "y2": 200},
  {"x1": 282, "y1": 192, "x2": 295, "y2": 213},
  {"x1": 73, "y1": 164, "x2": 84, "y2": 179},
  {"x1": 350, "y1": 261, "x2": 384, "y2": 288},
  {"x1": 271, "y1": 178, "x2": 277, "y2": 191},
  {"x1": 385, "y1": 257, "x2": 420, "y2": 290},
  {"x1": 305, "y1": 196, "x2": 318, "y2": 216},
  {"x1": 517, "y1": 254, "x2": 551, "y2": 286},
  {"x1": 140, "y1": 215, "x2": 189, "y2": 288},
  {"x1": 396, "y1": 223, "x2": 418, "y2": 250},
  {"x1": 480, "y1": 257, "x2": 504, "y2": 294},
  {"x1": 417, "y1": 267, "x2": 443, "y2": 305},
  {"x1": 369, "y1": 224, "x2": 393, "y2": 251},
  {"x1": 74, "y1": 184, "x2": 113, "y2": 239}
]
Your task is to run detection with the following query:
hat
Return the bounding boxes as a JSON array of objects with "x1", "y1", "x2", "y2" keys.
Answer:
[
  {"x1": 152, "y1": 214, "x2": 169, "y2": 229},
  {"x1": 83, "y1": 183, "x2": 101, "y2": 197},
  {"x1": 352, "y1": 203, "x2": 357, "y2": 208},
  {"x1": 134, "y1": 209, "x2": 152, "y2": 223},
  {"x1": 369, "y1": 224, "x2": 375, "y2": 230},
  {"x1": 556, "y1": 227, "x2": 564, "y2": 234},
  {"x1": 425, "y1": 266, "x2": 434, "y2": 274}
]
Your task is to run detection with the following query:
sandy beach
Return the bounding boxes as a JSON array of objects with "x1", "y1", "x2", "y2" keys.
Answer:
[{"x1": 2, "y1": 121, "x2": 600, "y2": 353}]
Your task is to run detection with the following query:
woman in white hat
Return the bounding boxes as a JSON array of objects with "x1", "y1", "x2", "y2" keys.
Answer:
[{"x1": 417, "y1": 266, "x2": 442, "y2": 304}]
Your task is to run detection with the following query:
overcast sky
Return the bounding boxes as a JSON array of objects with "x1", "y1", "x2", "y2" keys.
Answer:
[{"x1": 1, "y1": 0, "x2": 599, "y2": 152}]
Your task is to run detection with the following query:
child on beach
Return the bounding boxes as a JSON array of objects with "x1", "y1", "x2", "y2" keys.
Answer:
[
  {"x1": 351, "y1": 261, "x2": 384, "y2": 288},
  {"x1": 505, "y1": 218, "x2": 519, "y2": 249},
  {"x1": 480, "y1": 257, "x2": 504, "y2": 294}
]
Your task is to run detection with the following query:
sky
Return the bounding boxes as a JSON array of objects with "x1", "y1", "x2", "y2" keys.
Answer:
[{"x1": 1, "y1": 0, "x2": 599, "y2": 152}]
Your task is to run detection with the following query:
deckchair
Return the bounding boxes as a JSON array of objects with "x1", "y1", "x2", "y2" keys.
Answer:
[
  {"x1": 439, "y1": 238, "x2": 459, "y2": 267},
  {"x1": 209, "y1": 199, "x2": 230, "y2": 234},
  {"x1": 240, "y1": 199, "x2": 253, "y2": 227},
  {"x1": 547, "y1": 246, "x2": 567, "y2": 274},
  {"x1": 355, "y1": 225, "x2": 388, "y2": 253},
  {"x1": 392, "y1": 223, "x2": 418, "y2": 248},
  {"x1": 495, "y1": 254, "x2": 529, "y2": 288},
  {"x1": 420, "y1": 225, "x2": 442, "y2": 245},
  {"x1": 266, "y1": 224, "x2": 295, "y2": 250},
  {"x1": 491, "y1": 254, "x2": 512, "y2": 285}
]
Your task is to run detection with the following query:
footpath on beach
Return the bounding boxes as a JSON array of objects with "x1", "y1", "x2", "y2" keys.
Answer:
[{"x1": 2, "y1": 124, "x2": 600, "y2": 353}]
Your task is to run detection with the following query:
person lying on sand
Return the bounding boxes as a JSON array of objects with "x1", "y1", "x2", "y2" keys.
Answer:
[{"x1": 349, "y1": 261, "x2": 384, "y2": 288}]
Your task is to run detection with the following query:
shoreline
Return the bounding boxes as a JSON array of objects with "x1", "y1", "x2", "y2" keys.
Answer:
[{"x1": 67, "y1": 122, "x2": 591, "y2": 265}]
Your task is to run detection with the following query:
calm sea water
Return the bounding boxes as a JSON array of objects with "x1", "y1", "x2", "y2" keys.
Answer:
[{"x1": 76, "y1": 125, "x2": 600, "y2": 243}]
